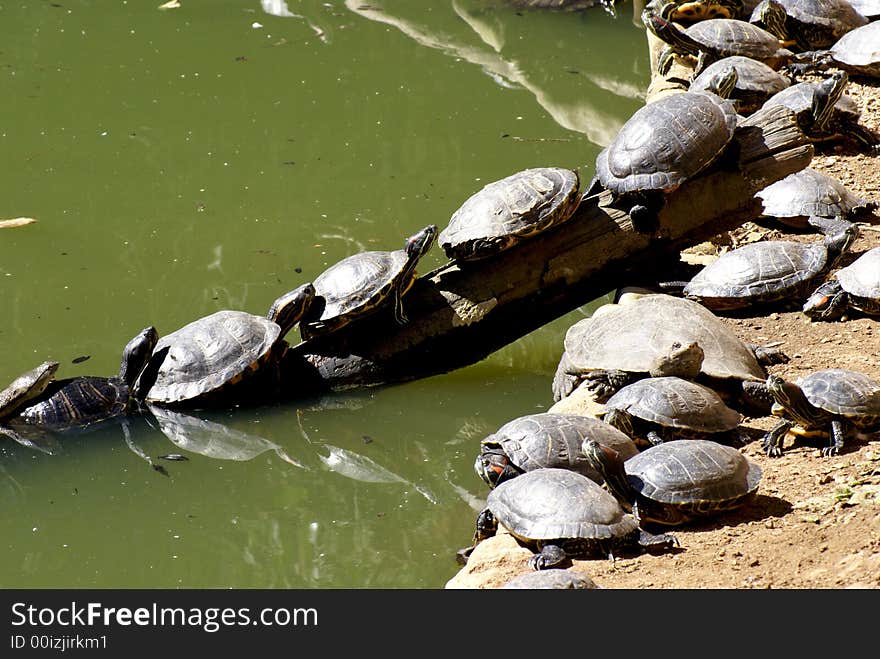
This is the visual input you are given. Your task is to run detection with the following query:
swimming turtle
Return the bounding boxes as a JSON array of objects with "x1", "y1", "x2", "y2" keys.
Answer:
[
  {"x1": 756, "y1": 167, "x2": 878, "y2": 236},
  {"x1": 760, "y1": 71, "x2": 880, "y2": 153},
  {"x1": 803, "y1": 246, "x2": 880, "y2": 320},
  {"x1": 582, "y1": 438, "x2": 763, "y2": 527},
  {"x1": 0, "y1": 361, "x2": 60, "y2": 420},
  {"x1": 135, "y1": 283, "x2": 315, "y2": 408},
  {"x1": 439, "y1": 167, "x2": 581, "y2": 262},
  {"x1": 646, "y1": 0, "x2": 795, "y2": 75},
  {"x1": 553, "y1": 294, "x2": 788, "y2": 414},
  {"x1": 677, "y1": 226, "x2": 858, "y2": 311},
  {"x1": 749, "y1": 0, "x2": 866, "y2": 50},
  {"x1": 689, "y1": 55, "x2": 790, "y2": 115},
  {"x1": 458, "y1": 468, "x2": 680, "y2": 570},
  {"x1": 589, "y1": 66, "x2": 738, "y2": 231},
  {"x1": 501, "y1": 568, "x2": 600, "y2": 589},
  {"x1": 601, "y1": 376, "x2": 746, "y2": 446},
  {"x1": 763, "y1": 369, "x2": 880, "y2": 456},
  {"x1": 300, "y1": 225, "x2": 437, "y2": 339},
  {"x1": 0, "y1": 327, "x2": 158, "y2": 455},
  {"x1": 474, "y1": 412, "x2": 639, "y2": 488}
]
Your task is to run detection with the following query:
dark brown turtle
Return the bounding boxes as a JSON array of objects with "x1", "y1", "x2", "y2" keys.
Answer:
[
  {"x1": 803, "y1": 247, "x2": 880, "y2": 321},
  {"x1": 474, "y1": 412, "x2": 639, "y2": 488},
  {"x1": 689, "y1": 55, "x2": 790, "y2": 115},
  {"x1": 301, "y1": 225, "x2": 437, "y2": 338},
  {"x1": 763, "y1": 369, "x2": 880, "y2": 457},
  {"x1": 749, "y1": 0, "x2": 867, "y2": 51},
  {"x1": 439, "y1": 167, "x2": 580, "y2": 262},
  {"x1": 583, "y1": 438, "x2": 763, "y2": 527},
  {"x1": 458, "y1": 468, "x2": 680, "y2": 570}
]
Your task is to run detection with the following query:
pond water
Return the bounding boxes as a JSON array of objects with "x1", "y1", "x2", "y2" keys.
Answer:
[{"x1": 0, "y1": 0, "x2": 649, "y2": 588}]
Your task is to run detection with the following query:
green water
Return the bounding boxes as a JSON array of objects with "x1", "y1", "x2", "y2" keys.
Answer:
[{"x1": 1, "y1": 0, "x2": 649, "y2": 588}]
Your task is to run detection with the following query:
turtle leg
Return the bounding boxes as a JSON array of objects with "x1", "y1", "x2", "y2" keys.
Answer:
[
  {"x1": 584, "y1": 369, "x2": 637, "y2": 401},
  {"x1": 636, "y1": 528, "x2": 679, "y2": 553},
  {"x1": 529, "y1": 543, "x2": 567, "y2": 571},
  {"x1": 646, "y1": 429, "x2": 666, "y2": 446},
  {"x1": 746, "y1": 342, "x2": 790, "y2": 366},
  {"x1": 823, "y1": 419, "x2": 847, "y2": 457},
  {"x1": 763, "y1": 419, "x2": 792, "y2": 457}
]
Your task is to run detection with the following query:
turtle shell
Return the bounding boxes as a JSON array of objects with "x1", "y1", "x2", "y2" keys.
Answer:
[
  {"x1": 836, "y1": 247, "x2": 880, "y2": 302},
  {"x1": 757, "y1": 168, "x2": 877, "y2": 227},
  {"x1": 477, "y1": 412, "x2": 638, "y2": 485},
  {"x1": 830, "y1": 22, "x2": 880, "y2": 78},
  {"x1": 439, "y1": 167, "x2": 581, "y2": 261},
  {"x1": 501, "y1": 568, "x2": 600, "y2": 589},
  {"x1": 624, "y1": 439, "x2": 762, "y2": 508},
  {"x1": 145, "y1": 311, "x2": 282, "y2": 404},
  {"x1": 847, "y1": 0, "x2": 880, "y2": 19},
  {"x1": 562, "y1": 294, "x2": 767, "y2": 385},
  {"x1": 799, "y1": 368, "x2": 880, "y2": 423},
  {"x1": 768, "y1": 0, "x2": 867, "y2": 48},
  {"x1": 487, "y1": 468, "x2": 638, "y2": 543},
  {"x1": 678, "y1": 18, "x2": 794, "y2": 65},
  {"x1": 595, "y1": 90, "x2": 737, "y2": 196},
  {"x1": 682, "y1": 239, "x2": 834, "y2": 309},
  {"x1": 0, "y1": 361, "x2": 59, "y2": 418},
  {"x1": 689, "y1": 56, "x2": 789, "y2": 115},
  {"x1": 604, "y1": 376, "x2": 744, "y2": 434},
  {"x1": 761, "y1": 78, "x2": 862, "y2": 136}
]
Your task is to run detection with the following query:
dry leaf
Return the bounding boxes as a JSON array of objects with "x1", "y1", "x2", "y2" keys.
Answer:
[
  {"x1": 158, "y1": 0, "x2": 180, "y2": 9},
  {"x1": 0, "y1": 217, "x2": 37, "y2": 229}
]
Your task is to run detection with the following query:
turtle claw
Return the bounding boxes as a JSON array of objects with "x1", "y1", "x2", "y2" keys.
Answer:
[{"x1": 529, "y1": 544, "x2": 567, "y2": 571}]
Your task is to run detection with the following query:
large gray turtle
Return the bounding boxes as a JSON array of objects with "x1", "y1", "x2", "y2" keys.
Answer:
[
  {"x1": 763, "y1": 369, "x2": 880, "y2": 457},
  {"x1": 803, "y1": 247, "x2": 880, "y2": 321},
  {"x1": 678, "y1": 226, "x2": 857, "y2": 311},
  {"x1": 756, "y1": 167, "x2": 878, "y2": 236},
  {"x1": 439, "y1": 167, "x2": 580, "y2": 262},
  {"x1": 553, "y1": 294, "x2": 787, "y2": 414},
  {"x1": 135, "y1": 284, "x2": 315, "y2": 408},
  {"x1": 501, "y1": 568, "x2": 600, "y2": 589},
  {"x1": 458, "y1": 468, "x2": 680, "y2": 570},
  {"x1": 474, "y1": 412, "x2": 638, "y2": 488},
  {"x1": 582, "y1": 438, "x2": 763, "y2": 527}
]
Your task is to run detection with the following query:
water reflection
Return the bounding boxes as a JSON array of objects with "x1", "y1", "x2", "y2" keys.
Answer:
[{"x1": 345, "y1": 0, "x2": 646, "y2": 147}]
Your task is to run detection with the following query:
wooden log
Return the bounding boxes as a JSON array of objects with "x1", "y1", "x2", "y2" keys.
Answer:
[{"x1": 279, "y1": 103, "x2": 813, "y2": 396}]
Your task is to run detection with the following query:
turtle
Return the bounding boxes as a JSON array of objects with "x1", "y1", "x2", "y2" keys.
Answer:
[
  {"x1": 588, "y1": 66, "x2": 738, "y2": 232},
  {"x1": 474, "y1": 412, "x2": 639, "y2": 488},
  {"x1": 300, "y1": 225, "x2": 437, "y2": 339},
  {"x1": 676, "y1": 226, "x2": 858, "y2": 311},
  {"x1": 645, "y1": 0, "x2": 796, "y2": 75},
  {"x1": 688, "y1": 55, "x2": 790, "y2": 115},
  {"x1": 501, "y1": 568, "x2": 600, "y2": 589},
  {"x1": 0, "y1": 361, "x2": 60, "y2": 420},
  {"x1": 826, "y1": 21, "x2": 880, "y2": 78},
  {"x1": 438, "y1": 167, "x2": 581, "y2": 262},
  {"x1": 458, "y1": 468, "x2": 680, "y2": 570},
  {"x1": 134, "y1": 283, "x2": 315, "y2": 408},
  {"x1": 760, "y1": 70, "x2": 880, "y2": 153},
  {"x1": 601, "y1": 376, "x2": 746, "y2": 447},
  {"x1": 643, "y1": 0, "x2": 745, "y2": 25},
  {"x1": 749, "y1": 0, "x2": 867, "y2": 51},
  {"x1": 803, "y1": 246, "x2": 880, "y2": 320},
  {"x1": 0, "y1": 327, "x2": 159, "y2": 456},
  {"x1": 582, "y1": 438, "x2": 763, "y2": 527},
  {"x1": 756, "y1": 167, "x2": 878, "y2": 236},
  {"x1": 763, "y1": 369, "x2": 880, "y2": 456},
  {"x1": 553, "y1": 293, "x2": 789, "y2": 414}
]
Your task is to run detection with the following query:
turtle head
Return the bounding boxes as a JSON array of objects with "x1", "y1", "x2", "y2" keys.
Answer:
[
  {"x1": 823, "y1": 224, "x2": 859, "y2": 267},
  {"x1": 581, "y1": 439, "x2": 635, "y2": 507},
  {"x1": 704, "y1": 65, "x2": 738, "y2": 101},
  {"x1": 811, "y1": 71, "x2": 848, "y2": 133},
  {"x1": 474, "y1": 448, "x2": 520, "y2": 489},
  {"x1": 750, "y1": 0, "x2": 789, "y2": 42},
  {"x1": 766, "y1": 374, "x2": 822, "y2": 426},
  {"x1": 650, "y1": 341, "x2": 705, "y2": 379},
  {"x1": 118, "y1": 326, "x2": 159, "y2": 388},
  {"x1": 802, "y1": 279, "x2": 848, "y2": 321},
  {"x1": 404, "y1": 224, "x2": 438, "y2": 262},
  {"x1": 268, "y1": 282, "x2": 317, "y2": 338}
]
